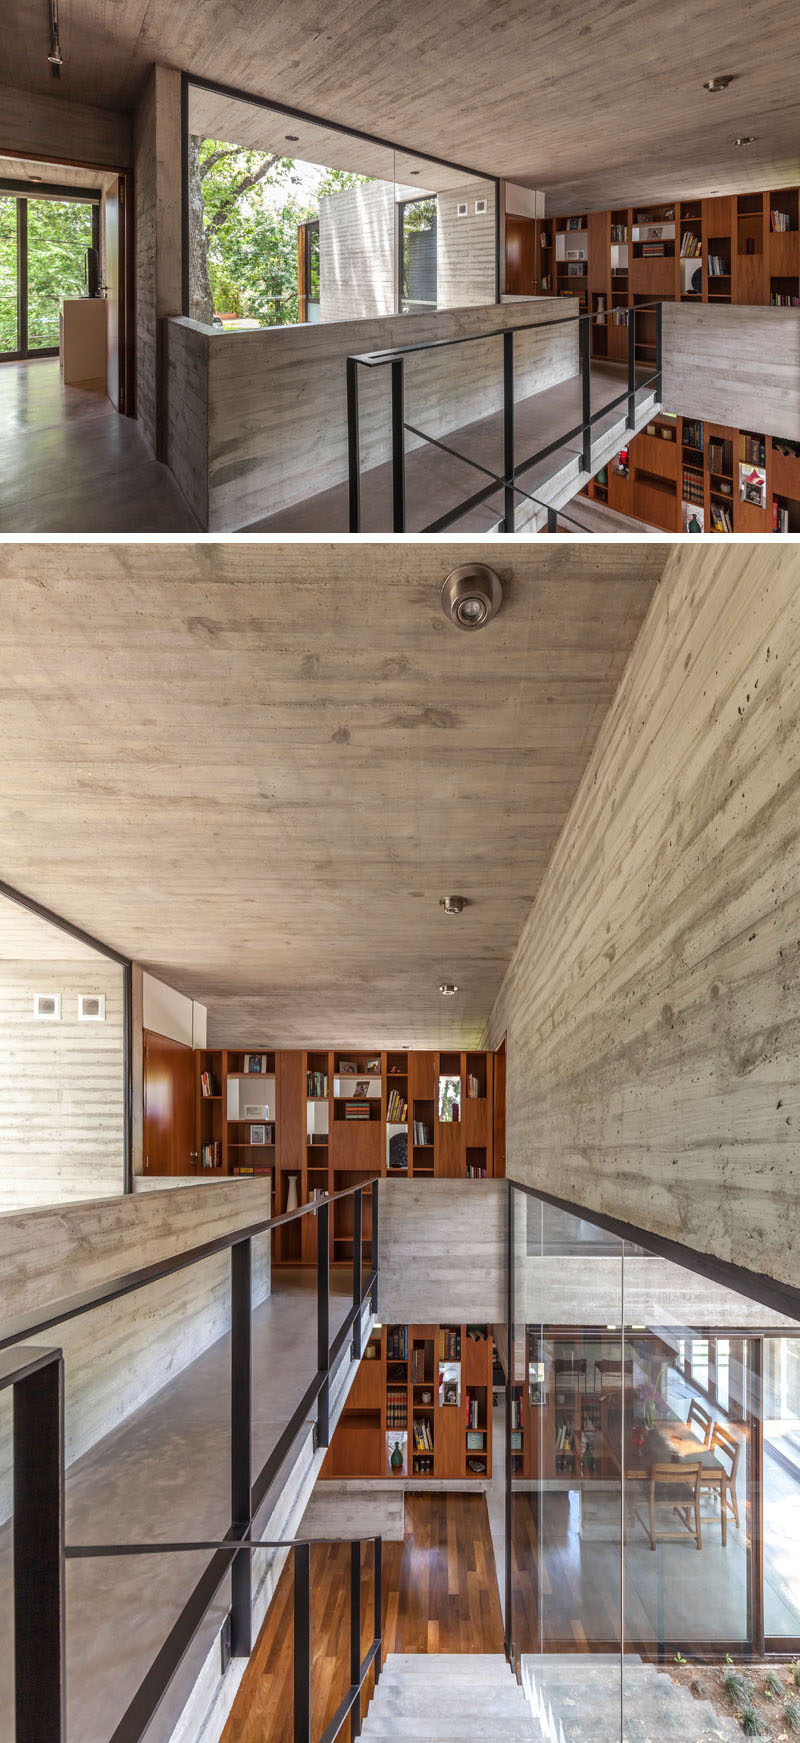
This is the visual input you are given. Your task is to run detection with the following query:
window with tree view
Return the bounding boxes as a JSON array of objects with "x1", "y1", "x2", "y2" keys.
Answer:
[{"x1": 0, "y1": 190, "x2": 96, "y2": 359}]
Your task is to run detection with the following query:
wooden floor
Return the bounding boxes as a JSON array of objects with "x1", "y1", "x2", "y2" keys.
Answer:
[
  {"x1": 222, "y1": 1493, "x2": 505, "y2": 1743},
  {"x1": 0, "y1": 358, "x2": 198, "y2": 532}
]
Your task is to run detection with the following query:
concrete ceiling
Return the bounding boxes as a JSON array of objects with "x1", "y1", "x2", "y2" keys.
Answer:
[
  {"x1": 0, "y1": 542, "x2": 667, "y2": 1047},
  {"x1": 0, "y1": 154, "x2": 116, "y2": 193},
  {"x1": 0, "y1": 892, "x2": 107, "y2": 962},
  {"x1": 4, "y1": 0, "x2": 800, "y2": 211}
]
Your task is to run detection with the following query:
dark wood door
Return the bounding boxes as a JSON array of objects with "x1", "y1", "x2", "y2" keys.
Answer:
[
  {"x1": 143, "y1": 1029, "x2": 196, "y2": 1174},
  {"x1": 505, "y1": 215, "x2": 536, "y2": 294}
]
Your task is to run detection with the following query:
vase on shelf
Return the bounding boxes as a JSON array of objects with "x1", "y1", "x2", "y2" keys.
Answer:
[
  {"x1": 390, "y1": 1439, "x2": 404, "y2": 1473},
  {"x1": 285, "y1": 1175, "x2": 299, "y2": 1213}
]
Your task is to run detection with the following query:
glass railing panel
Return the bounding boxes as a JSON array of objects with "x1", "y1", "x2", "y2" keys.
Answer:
[{"x1": 510, "y1": 1187, "x2": 624, "y2": 1741}]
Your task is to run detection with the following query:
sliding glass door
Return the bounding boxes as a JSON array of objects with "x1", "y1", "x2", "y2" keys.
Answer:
[
  {"x1": 763, "y1": 1336, "x2": 800, "y2": 1647},
  {"x1": 0, "y1": 184, "x2": 99, "y2": 360}
]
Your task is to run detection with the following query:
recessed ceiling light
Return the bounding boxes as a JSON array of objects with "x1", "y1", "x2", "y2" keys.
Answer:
[
  {"x1": 29, "y1": 174, "x2": 43, "y2": 182},
  {"x1": 285, "y1": 134, "x2": 299, "y2": 142},
  {"x1": 441, "y1": 564, "x2": 503, "y2": 630},
  {"x1": 438, "y1": 983, "x2": 458, "y2": 996},
  {"x1": 440, "y1": 896, "x2": 467, "y2": 915},
  {"x1": 703, "y1": 74, "x2": 734, "y2": 92},
  {"x1": 410, "y1": 169, "x2": 420, "y2": 176},
  {"x1": 733, "y1": 135, "x2": 756, "y2": 147}
]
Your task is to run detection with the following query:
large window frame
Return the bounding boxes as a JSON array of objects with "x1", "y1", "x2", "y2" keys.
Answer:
[
  {"x1": 180, "y1": 72, "x2": 500, "y2": 323},
  {"x1": 0, "y1": 178, "x2": 101, "y2": 362},
  {"x1": 397, "y1": 195, "x2": 438, "y2": 315}
]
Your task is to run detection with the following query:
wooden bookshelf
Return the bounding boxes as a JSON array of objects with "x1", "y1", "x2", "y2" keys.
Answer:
[
  {"x1": 321, "y1": 1321, "x2": 493, "y2": 1482},
  {"x1": 195, "y1": 1048, "x2": 224, "y2": 1173},
  {"x1": 580, "y1": 411, "x2": 783, "y2": 532}
]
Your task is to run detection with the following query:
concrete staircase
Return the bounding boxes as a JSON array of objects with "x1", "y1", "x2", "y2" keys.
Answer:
[
  {"x1": 521, "y1": 1653, "x2": 743, "y2": 1743},
  {"x1": 361, "y1": 1653, "x2": 544, "y2": 1740}
]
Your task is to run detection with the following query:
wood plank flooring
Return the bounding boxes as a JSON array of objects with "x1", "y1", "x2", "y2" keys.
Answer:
[
  {"x1": 0, "y1": 358, "x2": 198, "y2": 531},
  {"x1": 222, "y1": 1493, "x2": 504, "y2": 1743}
]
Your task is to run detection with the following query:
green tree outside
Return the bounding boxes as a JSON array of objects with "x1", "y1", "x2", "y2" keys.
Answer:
[{"x1": 0, "y1": 194, "x2": 93, "y2": 353}]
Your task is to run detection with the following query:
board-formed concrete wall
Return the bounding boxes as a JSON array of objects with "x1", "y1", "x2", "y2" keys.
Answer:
[
  {"x1": 662, "y1": 303, "x2": 800, "y2": 440},
  {"x1": 0, "y1": 83, "x2": 131, "y2": 168},
  {"x1": 133, "y1": 64, "x2": 182, "y2": 458},
  {"x1": 486, "y1": 545, "x2": 800, "y2": 1296},
  {"x1": 319, "y1": 182, "x2": 396, "y2": 322},
  {"x1": 437, "y1": 181, "x2": 496, "y2": 307}
]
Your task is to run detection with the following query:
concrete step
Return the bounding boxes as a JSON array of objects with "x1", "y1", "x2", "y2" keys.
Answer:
[
  {"x1": 520, "y1": 1654, "x2": 742, "y2": 1743},
  {"x1": 363, "y1": 1652, "x2": 543, "y2": 1740}
]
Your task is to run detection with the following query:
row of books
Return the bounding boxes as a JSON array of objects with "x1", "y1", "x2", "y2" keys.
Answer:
[
  {"x1": 386, "y1": 1089, "x2": 408, "y2": 1122},
  {"x1": 742, "y1": 433, "x2": 767, "y2": 466},
  {"x1": 387, "y1": 1387, "x2": 407, "y2": 1429},
  {"x1": 464, "y1": 1391, "x2": 482, "y2": 1430},
  {"x1": 306, "y1": 1071, "x2": 328, "y2": 1097},
  {"x1": 412, "y1": 1417, "x2": 433, "y2": 1451},
  {"x1": 640, "y1": 242, "x2": 666, "y2": 257},
  {"x1": 770, "y1": 210, "x2": 796, "y2": 232},
  {"x1": 510, "y1": 1394, "x2": 524, "y2": 1432},
  {"x1": 466, "y1": 1165, "x2": 488, "y2": 1179},
  {"x1": 413, "y1": 1122, "x2": 432, "y2": 1145},
  {"x1": 710, "y1": 502, "x2": 733, "y2": 532},
  {"x1": 344, "y1": 1103, "x2": 371, "y2": 1120},
  {"x1": 610, "y1": 223, "x2": 628, "y2": 243},
  {"x1": 411, "y1": 1345, "x2": 430, "y2": 1383},
  {"x1": 682, "y1": 471, "x2": 704, "y2": 506},
  {"x1": 771, "y1": 291, "x2": 800, "y2": 306},
  {"x1": 232, "y1": 1165, "x2": 271, "y2": 1176},
  {"x1": 387, "y1": 1326, "x2": 408, "y2": 1360},
  {"x1": 708, "y1": 440, "x2": 729, "y2": 475},
  {"x1": 200, "y1": 1071, "x2": 218, "y2": 1098},
  {"x1": 439, "y1": 1328, "x2": 461, "y2": 1360},
  {"x1": 708, "y1": 255, "x2": 730, "y2": 277},
  {"x1": 200, "y1": 1140, "x2": 222, "y2": 1168},
  {"x1": 774, "y1": 501, "x2": 794, "y2": 531},
  {"x1": 680, "y1": 231, "x2": 702, "y2": 258},
  {"x1": 563, "y1": 216, "x2": 585, "y2": 231}
]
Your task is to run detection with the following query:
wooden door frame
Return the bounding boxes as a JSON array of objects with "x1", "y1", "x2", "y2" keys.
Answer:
[{"x1": 0, "y1": 146, "x2": 135, "y2": 416}]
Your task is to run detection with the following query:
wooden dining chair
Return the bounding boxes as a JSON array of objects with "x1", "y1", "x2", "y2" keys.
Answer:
[
  {"x1": 686, "y1": 1397, "x2": 713, "y2": 1447},
  {"x1": 699, "y1": 1423, "x2": 741, "y2": 1545},
  {"x1": 644, "y1": 1461, "x2": 703, "y2": 1551}
]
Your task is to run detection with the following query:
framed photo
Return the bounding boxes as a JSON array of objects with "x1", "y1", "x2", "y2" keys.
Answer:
[
  {"x1": 365, "y1": 1056, "x2": 381, "y2": 1074},
  {"x1": 249, "y1": 1124, "x2": 267, "y2": 1145},
  {"x1": 353, "y1": 1079, "x2": 371, "y2": 1099},
  {"x1": 244, "y1": 1054, "x2": 264, "y2": 1074},
  {"x1": 244, "y1": 1104, "x2": 269, "y2": 1119},
  {"x1": 338, "y1": 1059, "x2": 356, "y2": 1074},
  {"x1": 739, "y1": 463, "x2": 766, "y2": 508}
]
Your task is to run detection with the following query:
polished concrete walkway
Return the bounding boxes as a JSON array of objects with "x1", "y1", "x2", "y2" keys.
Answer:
[
  {"x1": 0, "y1": 358, "x2": 198, "y2": 532},
  {"x1": 0, "y1": 1270, "x2": 352, "y2": 1743},
  {"x1": 250, "y1": 364, "x2": 657, "y2": 533}
]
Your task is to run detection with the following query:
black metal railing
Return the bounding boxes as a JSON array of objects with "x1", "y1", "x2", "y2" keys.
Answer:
[
  {"x1": 346, "y1": 299, "x2": 663, "y2": 533},
  {"x1": 3, "y1": 1177, "x2": 380, "y2": 1743}
]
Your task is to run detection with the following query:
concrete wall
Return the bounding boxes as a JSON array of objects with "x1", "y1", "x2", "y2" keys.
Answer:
[
  {"x1": 0, "y1": 958, "x2": 124, "y2": 1212},
  {"x1": 486, "y1": 544, "x2": 800, "y2": 1296},
  {"x1": 662, "y1": 303, "x2": 800, "y2": 440},
  {"x1": 319, "y1": 182, "x2": 396, "y2": 322},
  {"x1": 0, "y1": 1179, "x2": 271, "y2": 1519},
  {"x1": 437, "y1": 181, "x2": 496, "y2": 307},
  {"x1": 165, "y1": 295, "x2": 577, "y2": 530},
  {"x1": 0, "y1": 83, "x2": 131, "y2": 168},
  {"x1": 133, "y1": 64, "x2": 182, "y2": 457}
]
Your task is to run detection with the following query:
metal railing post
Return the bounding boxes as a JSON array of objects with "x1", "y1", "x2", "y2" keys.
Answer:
[
  {"x1": 627, "y1": 307, "x2": 637, "y2": 430},
  {"x1": 294, "y1": 1540, "x2": 311, "y2": 1743},
  {"x1": 503, "y1": 327, "x2": 515, "y2": 532},
  {"x1": 504, "y1": 1183, "x2": 514, "y2": 1665},
  {"x1": 230, "y1": 1237, "x2": 252, "y2": 1657},
  {"x1": 581, "y1": 316, "x2": 592, "y2": 473},
  {"x1": 347, "y1": 356, "x2": 361, "y2": 532},
  {"x1": 655, "y1": 299, "x2": 663, "y2": 404},
  {"x1": 12, "y1": 1350, "x2": 66, "y2": 1743},
  {"x1": 391, "y1": 357, "x2": 406, "y2": 532},
  {"x1": 352, "y1": 1190, "x2": 363, "y2": 1360},
  {"x1": 317, "y1": 1197, "x2": 331, "y2": 1448},
  {"x1": 350, "y1": 1538, "x2": 362, "y2": 1739},
  {"x1": 373, "y1": 1535, "x2": 382, "y2": 1681},
  {"x1": 370, "y1": 1177, "x2": 379, "y2": 1317}
]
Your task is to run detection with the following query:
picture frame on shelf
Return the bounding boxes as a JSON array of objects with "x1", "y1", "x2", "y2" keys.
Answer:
[
  {"x1": 244, "y1": 1103, "x2": 269, "y2": 1118},
  {"x1": 244, "y1": 1054, "x2": 265, "y2": 1074},
  {"x1": 365, "y1": 1056, "x2": 381, "y2": 1074},
  {"x1": 353, "y1": 1079, "x2": 371, "y2": 1100},
  {"x1": 338, "y1": 1060, "x2": 356, "y2": 1074},
  {"x1": 249, "y1": 1124, "x2": 267, "y2": 1145}
]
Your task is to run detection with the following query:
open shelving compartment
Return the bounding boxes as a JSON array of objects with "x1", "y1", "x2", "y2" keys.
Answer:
[{"x1": 195, "y1": 1048, "x2": 224, "y2": 1172}]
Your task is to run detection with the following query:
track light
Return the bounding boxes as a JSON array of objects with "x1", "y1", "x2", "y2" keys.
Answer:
[
  {"x1": 48, "y1": 0, "x2": 62, "y2": 74},
  {"x1": 440, "y1": 565, "x2": 503, "y2": 630},
  {"x1": 440, "y1": 896, "x2": 467, "y2": 916}
]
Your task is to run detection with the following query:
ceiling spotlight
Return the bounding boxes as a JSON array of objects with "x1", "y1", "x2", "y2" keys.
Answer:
[
  {"x1": 733, "y1": 135, "x2": 756, "y2": 146},
  {"x1": 410, "y1": 169, "x2": 420, "y2": 176},
  {"x1": 702, "y1": 74, "x2": 734, "y2": 92},
  {"x1": 285, "y1": 134, "x2": 299, "y2": 142},
  {"x1": 48, "y1": 0, "x2": 62, "y2": 73},
  {"x1": 440, "y1": 895, "x2": 467, "y2": 915},
  {"x1": 441, "y1": 564, "x2": 503, "y2": 630},
  {"x1": 29, "y1": 173, "x2": 43, "y2": 182},
  {"x1": 438, "y1": 983, "x2": 458, "y2": 996}
]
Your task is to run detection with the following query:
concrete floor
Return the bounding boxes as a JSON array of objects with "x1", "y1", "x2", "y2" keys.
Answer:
[
  {"x1": 248, "y1": 364, "x2": 657, "y2": 533},
  {"x1": 0, "y1": 1270, "x2": 352, "y2": 1743},
  {"x1": 0, "y1": 358, "x2": 198, "y2": 532}
]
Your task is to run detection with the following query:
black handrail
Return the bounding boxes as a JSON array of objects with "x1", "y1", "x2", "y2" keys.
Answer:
[
  {"x1": 4, "y1": 1176, "x2": 380, "y2": 1743},
  {"x1": 346, "y1": 298, "x2": 664, "y2": 533}
]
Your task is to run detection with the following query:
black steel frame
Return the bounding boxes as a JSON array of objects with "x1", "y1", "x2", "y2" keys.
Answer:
[
  {"x1": 179, "y1": 71, "x2": 501, "y2": 321},
  {"x1": 5, "y1": 1176, "x2": 380, "y2": 1742},
  {"x1": 0, "y1": 876, "x2": 134, "y2": 1191},
  {"x1": 346, "y1": 300, "x2": 664, "y2": 533},
  {"x1": 503, "y1": 1175, "x2": 800, "y2": 1685},
  {"x1": 0, "y1": 183, "x2": 101, "y2": 362}
]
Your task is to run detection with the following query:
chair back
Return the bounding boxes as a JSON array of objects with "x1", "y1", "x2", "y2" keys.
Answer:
[
  {"x1": 687, "y1": 1398, "x2": 713, "y2": 1447},
  {"x1": 710, "y1": 1421, "x2": 740, "y2": 1478},
  {"x1": 651, "y1": 1459, "x2": 703, "y2": 1499}
]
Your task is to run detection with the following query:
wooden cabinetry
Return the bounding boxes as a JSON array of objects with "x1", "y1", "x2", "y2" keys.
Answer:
[
  {"x1": 321, "y1": 1322, "x2": 493, "y2": 1482},
  {"x1": 583, "y1": 411, "x2": 797, "y2": 533}
]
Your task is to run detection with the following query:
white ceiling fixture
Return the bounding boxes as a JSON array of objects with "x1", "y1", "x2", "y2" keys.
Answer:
[
  {"x1": 440, "y1": 896, "x2": 467, "y2": 915},
  {"x1": 733, "y1": 136, "x2": 756, "y2": 147},
  {"x1": 440, "y1": 565, "x2": 503, "y2": 630},
  {"x1": 702, "y1": 74, "x2": 735, "y2": 92},
  {"x1": 438, "y1": 983, "x2": 458, "y2": 995}
]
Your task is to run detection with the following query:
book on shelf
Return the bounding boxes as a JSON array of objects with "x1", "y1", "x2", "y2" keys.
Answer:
[
  {"x1": 682, "y1": 471, "x2": 704, "y2": 506},
  {"x1": 439, "y1": 1328, "x2": 461, "y2": 1361},
  {"x1": 464, "y1": 1390, "x2": 481, "y2": 1430},
  {"x1": 201, "y1": 1140, "x2": 222, "y2": 1168},
  {"x1": 710, "y1": 501, "x2": 733, "y2": 532},
  {"x1": 773, "y1": 500, "x2": 790, "y2": 531},
  {"x1": 770, "y1": 210, "x2": 794, "y2": 232},
  {"x1": 683, "y1": 419, "x2": 704, "y2": 452},
  {"x1": 707, "y1": 440, "x2": 728, "y2": 475},
  {"x1": 466, "y1": 1164, "x2": 487, "y2": 1178},
  {"x1": 707, "y1": 254, "x2": 730, "y2": 277},
  {"x1": 610, "y1": 223, "x2": 628, "y2": 243},
  {"x1": 680, "y1": 232, "x2": 702, "y2": 258},
  {"x1": 511, "y1": 1394, "x2": 523, "y2": 1431},
  {"x1": 412, "y1": 1417, "x2": 433, "y2": 1452},
  {"x1": 200, "y1": 1070, "x2": 218, "y2": 1098},
  {"x1": 565, "y1": 216, "x2": 584, "y2": 231},
  {"x1": 540, "y1": 273, "x2": 552, "y2": 292},
  {"x1": 771, "y1": 291, "x2": 800, "y2": 306},
  {"x1": 387, "y1": 1326, "x2": 408, "y2": 1361},
  {"x1": 641, "y1": 242, "x2": 665, "y2": 257},
  {"x1": 466, "y1": 1073, "x2": 482, "y2": 1098},
  {"x1": 387, "y1": 1386, "x2": 408, "y2": 1429},
  {"x1": 306, "y1": 1070, "x2": 328, "y2": 1097},
  {"x1": 344, "y1": 1103, "x2": 371, "y2": 1120},
  {"x1": 412, "y1": 1121, "x2": 431, "y2": 1145},
  {"x1": 741, "y1": 433, "x2": 767, "y2": 467},
  {"x1": 386, "y1": 1089, "x2": 408, "y2": 1122}
]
